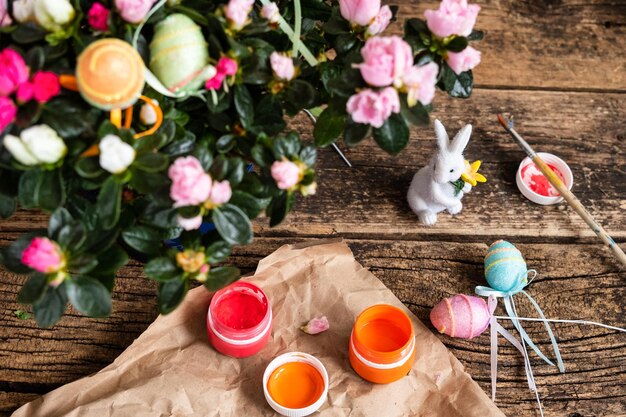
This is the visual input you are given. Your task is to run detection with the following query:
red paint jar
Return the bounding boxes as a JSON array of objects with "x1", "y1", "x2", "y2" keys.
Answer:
[{"x1": 207, "y1": 281, "x2": 272, "y2": 358}]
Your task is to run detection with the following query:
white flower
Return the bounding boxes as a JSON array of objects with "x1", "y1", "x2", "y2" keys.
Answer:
[
  {"x1": 34, "y1": 0, "x2": 75, "y2": 32},
  {"x1": 261, "y1": 2, "x2": 280, "y2": 23},
  {"x1": 3, "y1": 124, "x2": 67, "y2": 166},
  {"x1": 99, "y1": 134, "x2": 136, "y2": 174},
  {"x1": 139, "y1": 99, "x2": 158, "y2": 125},
  {"x1": 12, "y1": 0, "x2": 36, "y2": 23}
]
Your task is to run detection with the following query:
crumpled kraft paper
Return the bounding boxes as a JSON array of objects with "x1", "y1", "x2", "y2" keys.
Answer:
[{"x1": 13, "y1": 239, "x2": 504, "y2": 417}]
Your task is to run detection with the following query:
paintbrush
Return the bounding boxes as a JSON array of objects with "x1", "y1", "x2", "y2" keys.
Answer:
[{"x1": 496, "y1": 114, "x2": 626, "y2": 267}]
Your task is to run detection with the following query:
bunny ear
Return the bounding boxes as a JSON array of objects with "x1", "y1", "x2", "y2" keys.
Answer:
[
  {"x1": 450, "y1": 124, "x2": 472, "y2": 154},
  {"x1": 434, "y1": 119, "x2": 449, "y2": 151}
]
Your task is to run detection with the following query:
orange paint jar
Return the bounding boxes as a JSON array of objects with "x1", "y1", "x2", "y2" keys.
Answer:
[
  {"x1": 349, "y1": 304, "x2": 416, "y2": 384},
  {"x1": 263, "y1": 352, "x2": 329, "y2": 417}
]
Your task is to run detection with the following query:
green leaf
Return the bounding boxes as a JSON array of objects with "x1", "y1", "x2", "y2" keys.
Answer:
[
  {"x1": 95, "y1": 245, "x2": 128, "y2": 275},
  {"x1": 205, "y1": 266, "x2": 240, "y2": 291},
  {"x1": 33, "y1": 285, "x2": 67, "y2": 328},
  {"x1": 299, "y1": 145, "x2": 317, "y2": 166},
  {"x1": 38, "y1": 169, "x2": 66, "y2": 212},
  {"x1": 122, "y1": 225, "x2": 162, "y2": 256},
  {"x1": 401, "y1": 101, "x2": 431, "y2": 127},
  {"x1": 467, "y1": 30, "x2": 484, "y2": 41},
  {"x1": 216, "y1": 134, "x2": 236, "y2": 154},
  {"x1": 205, "y1": 241, "x2": 232, "y2": 264},
  {"x1": 129, "y1": 171, "x2": 168, "y2": 194},
  {"x1": 48, "y1": 207, "x2": 73, "y2": 240},
  {"x1": 314, "y1": 107, "x2": 345, "y2": 147},
  {"x1": 234, "y1": 85, "x2": 254, "y2": 130},
  {"x1": 446, "y1": 36, "x2": 468, "y2": 52},
  {"x1": 228, "y1": 190, "x2": 261, "y2": 219},
  {"x1": 449, "y1": 70, "x2": 474, "y2": 98},
  {"x1": 66, "y1": 276, "x2": 112, "y2": 317},
  {"x1": 14, "y1": 309, "x2": 32, "y2": 320},
  {"x1": 42, "y1": 98, "x2": 100, "y2": 138},
  {"x1": 144, "y1": 256, "x2": 180, "y2": 281},
  {"x1": 2, "y1": 233, "x2": 40, "y2": 274},
  {"x1": 273, "y1": 132, "x2": 301, "y2": 160},
  {"x1": 372, "y1": 114, "x2": 410, "y2": 155},
  {"x1": 133, "y1": 152, "x2": 169, "y2": 173},
  {"x1": 157, "y1": 278, "x2": 189, "y2": 314},
  {"x1": 323, "y1": 14, "x2": 350, "y2": 35},
  {"x1": 253, "y1": 95, "x2": 285, "y2": 136},
  {"x1": 75, "y1": 157, "x2": 104, "y2": 179},
  {"x1": 193, "y1": 145, "x2": 214, "y2": 171},
  {"x1": 250, "y1": 144, "x2": 274, "y2": 168},
  {"x1": 343, "y1": 119, "x2": 370, "y2": 147},
  {"x1": 18, "y1": 273, "x2": 47, "y2": 304},
  {"x1": 69, "y1": 254, "x2": 98, "y2": 274},
  {"x1": 11, "y1": 23, "x2": 47, "y2": 44},
  {"x1": 213, "y1": 204, "x2": 253, "y2": 245},
  {"x1": 405, "y1": 18, "x2": 428, "y2": 37},
  {"x1": 57, "y1": 221, "x2": 87, "y2": 250},
  {"x1": 284, "y1": 80, "x2": 316, "y2": 112},
  {"x1": 18, "y1": 169, "x2": 43, "y2": 209},
  {"x1": 97, "y1": 177, "x2": 123, "y2": 230},
  {"x1": 25, "y1": 47, "x2": 45, "y2": 72},
  {"x1": 267, "y1": 191, "x2": 295, "y2": 227},
  {"x1": 0, "y1": 192, "x2": 16, "y2": 219}
]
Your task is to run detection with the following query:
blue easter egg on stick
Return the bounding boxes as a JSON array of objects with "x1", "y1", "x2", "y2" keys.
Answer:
[{"x1": 484, "y1": 240, "x2": 528, "y2": 292}]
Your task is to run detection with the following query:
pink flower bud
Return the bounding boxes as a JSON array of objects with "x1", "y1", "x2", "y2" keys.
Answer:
[
  {"x1": 216, "y1": 57, "x2": 238, "y2": 76},
  {"x1": 300, "y1": 316, "x2": 330, "y2": 335},
  {"x1": 0, "y1": 48, "x2": 29, "y2": 97},
  {"x1": 21, "y1": 237, "x2": 64, "y2": 274},
  {"x1": 31, "y1": 71, "x2": 60, "y2": 103},
  {"x1": 205, "y1": 72, "x2": 225, "y2": 90},
  {"x1": 87, "y1": 2, "x2": 110, "y2": 32},
  {"x1": 0, "y1": 96, "x2": 16, "y2": 133},
  {"x1": 224, "y1": 0, "x2": 254, "y2": 30},
  {"x1": 16, "y1": 82, "x2": 34, "y2": 103},
  {"x1": 178, "y1": 214, "x2": 203, "y2": 231},
  {"x1": 346, "y1": 87, "x2": 400, "y2": 128},
  {"x1": 208, "y1": 180, "x2": 232, "y2": 206},
  {"x1": 446, "y1": 46, "x2": 481, "y2": 75},
  {"x1": 261, "y1": 2, "x2": 279, "y2": 23},
  {"x1": 271, "y1": 160, "x2": 301, "y2": 190},
  {"x1": 0, "y1": 0, "x2": 12, "y2": 27},
  {"x1": 358, "y1": 36, "x2": 413, "y2": 88},
  {"x1": 366, "y1": 5, "x2": 392, "y2": 37},
  {"x1": 402, "y1": 62, "x2": 439, "y2": 107},
  {"x1": 339, "y1": 0, "x2": 381, "y2": 26},
  {"x1": 270, "y1": 52, "x2": 296, "y2": 81},
  {"x1": 424, "y1": 0, "x2": 480, "y2": 38},
  {"x1": 115, "y1": 0, "x2": 155, "y2": 24},
  {"x1": 168, "y1": 156, "x2": 212, "y2": 207}
]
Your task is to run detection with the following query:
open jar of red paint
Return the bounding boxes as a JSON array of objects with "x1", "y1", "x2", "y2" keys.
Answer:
[
  {"x1": 516, "y1": 152, "x2": 573, "y2": 205},
  {"x1": 207, "y1": 281, "x2": 272, "y2": 358}
]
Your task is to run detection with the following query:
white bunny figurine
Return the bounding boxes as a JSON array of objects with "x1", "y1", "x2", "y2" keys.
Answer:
[{"x1": 407, "y1": 119, "x2": 473, "y2": 226}]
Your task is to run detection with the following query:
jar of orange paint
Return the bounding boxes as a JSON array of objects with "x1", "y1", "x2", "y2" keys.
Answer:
[
  {"x1": 349, "y1": 304, "x2": 416, "y2": 384},
  {"x1": 263, "y1": 352, "x2": 329, "y2": 417}
]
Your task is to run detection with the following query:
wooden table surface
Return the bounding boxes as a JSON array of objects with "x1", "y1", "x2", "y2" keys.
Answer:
[{"x1": 1, "y1": 0, "x2": 625, "y2": 416}]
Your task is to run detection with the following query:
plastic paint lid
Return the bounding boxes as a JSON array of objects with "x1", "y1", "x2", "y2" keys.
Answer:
[
  {"x1": 263, "y1": 352, "x2": 329, "y2": 417},
  {"x1": 516, "y1": 152, "x2": 573, "y2": 205}
]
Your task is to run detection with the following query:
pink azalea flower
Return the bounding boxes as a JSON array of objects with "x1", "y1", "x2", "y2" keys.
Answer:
[
  {"x1": 115, "y1": 0, "x2": 155, "y2": 24},
  {"x1": 0, "y1": 48, "x2": 29, "y2": 97},
  {"x1": 168, "y1": 156, "x2": 213, "y2": 207},
  {"x1": 424, "y1": 0, "x2": 480, "y2": 38},
  {"x1": 31, "y1": 71, "x2": 60, "y2": 103},
  {"x1": 300, "y1": 316, "x2": 330, "y2": 335},
  {"x1": 346, "y1": 87, "x2": 400, "y2": 128},
  {"x1": 178, "y1": 214, "x2": 203, "y2": 231},
  {"x1": 21, "y1": 237, "x2": 64, "y2": 274},
  {"x1": 224, "y1": 0, "x2": 254, "y2": 30},
  {"x1": 446, "y1": 46, "x2": 481, "y2": 74},
  {"x1": 270, "y1": 52, "x2": 296, "y2": 81},
  {"x1": 208, "y1": 180, "x2": 232, "y2": 206},
  {"x1": 0, "y1": 96, "x2": 16, "y2": 133},
  {"x1": 403, "y1": 62, "x2": 439, "y2": 106},
  {"x1": 87, "y1": 2, "x2": 110, "y2": 32},
  {"x1": 366, "y1": 5, "x2": 393, "y2": 37},
  {"x1": 0, "y1": 0, "x2": 12, "y2": 27},
  {"x1": 358, "y1": 36, "x2": 413, "y2": 88},
  {"x1": 217, "y1": 57, "x2": 238, "y2": 76},
  {"x1": 261, "y1": 2, "x2": 279, "y2": 23},
  {"x1": 271, "y1": 160, "x2": 301, "y2": 190},
  {"x1": 339, "y1": 0, "x2": 380, "y2": 26}
]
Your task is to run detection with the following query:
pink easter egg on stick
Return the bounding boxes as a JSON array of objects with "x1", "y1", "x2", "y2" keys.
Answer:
[{"x1": 430, "y1": 294, "x2": 491, "y2": 339}]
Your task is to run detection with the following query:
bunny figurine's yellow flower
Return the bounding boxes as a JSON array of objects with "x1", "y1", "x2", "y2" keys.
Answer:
[{"x1": 461, "y1": 160, "x2": 486, "y2": 186}]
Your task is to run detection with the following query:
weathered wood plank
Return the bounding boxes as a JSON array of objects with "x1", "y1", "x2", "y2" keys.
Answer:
[
  {"x1": 393, "y1": 0, "x2": 626, "y2": 90},
  {"x1": 1, "y1": 238, "x2": 624, "y2": 416}
]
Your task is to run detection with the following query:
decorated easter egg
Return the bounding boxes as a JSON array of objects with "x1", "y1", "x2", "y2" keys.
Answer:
[
  {"x1": 149, "y1": 14, "x2": 209, "y2": 92},
  {"x1": 430, "y1": 294, "x2": 490, "y2": 339},
  {"x1": 76, "y1": 39, "x2": 145, "y2": 110},
  {"x1": 484, "y1": 240, "x2": 528, "y2": 293}
]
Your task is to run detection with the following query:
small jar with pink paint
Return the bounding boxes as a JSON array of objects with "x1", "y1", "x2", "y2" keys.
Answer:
[
  {"x1": 516, "y1": 152, "x2": 573, "y2": 205},
  {"x1": 207, "y1": 281, "x2": 272, "y2": 358}
]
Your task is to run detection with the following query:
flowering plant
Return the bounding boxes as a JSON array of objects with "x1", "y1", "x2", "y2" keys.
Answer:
[{"x1": 0, "y1": 0, "x2": 483, "y2": 327}]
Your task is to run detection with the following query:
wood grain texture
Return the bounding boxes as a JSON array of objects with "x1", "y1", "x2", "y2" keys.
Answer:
[{"x1": 1, "y1": 0, "x2": 626, "y2": 415}]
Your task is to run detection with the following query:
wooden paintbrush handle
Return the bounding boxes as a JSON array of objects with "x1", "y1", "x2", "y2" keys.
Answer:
[{"x1": 532, "y1": 156, "x2": 626, "y2": 267}]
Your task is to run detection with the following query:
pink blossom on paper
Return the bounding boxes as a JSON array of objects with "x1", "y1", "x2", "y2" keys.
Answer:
[
  {"x1": 87, "y1": 2, "x2": 110, "y2": 32},
  {"x1": 339, "y1": 0, "x2": 380, "y2": 26},
  {"x1": 366, "y1": 5, "x2": 392, "y2": 37},
  {"x1": 270, "y1": 52, "x2": 296, "y2": 81},
  {"x1": 115, "y1": 0, "x2": 155, "y2": 24},
  {"x1": 0, "y1": 96, "x2": 16, "y2": 132},
  {"x1": 21, "y1": 237, "x2": 64, "y2": 274},
  {"x1": 271, "y1": 160, "x2": 301, "y2": 190},
  {"x1": 208, "y1": 180, "x2": 232, "y2": 206},
  {"x1": 178, "y1": 214, "x2": 203, "y2": 231},
  {"x1": 346, "y1": 87, "x2": 400, "y2": 128},
  {"x1": 358, "y1": 36, "x2": 413, "y2": 88},
  {"x1": 224, "y1": 0, "x2": 254, "y2": 30},
  {"x1": 402, "y1": 62, "x2": 439, "y2": 106},
  {"x1": 0, "y1": 48, "x2": 29, "y2": 97},
  {"x1": 424, "y1": 0, "x2": 480, "y2": 38},
  {"x1": 300, "y1": 316, "x2": 330, "y2": 335},
  {"x1": 168, "y1": 156, "x2": 213, "y2": 207},
  {"x1": 446, "y1": 46, "x2": 481, "y2": 74}
]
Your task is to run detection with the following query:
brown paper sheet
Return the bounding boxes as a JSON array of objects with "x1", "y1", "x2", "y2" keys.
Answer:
[{"x1": 13, "y1": 239, "x2": 505, "y2": 417}]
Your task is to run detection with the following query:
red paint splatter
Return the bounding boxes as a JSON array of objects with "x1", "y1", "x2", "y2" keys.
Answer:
[
  {"x1": 521, "y1": 163, "x2": 565, "y2": 197},
  {"x1": 214, "y1": 292, "x2": 267, "y2": 330}
]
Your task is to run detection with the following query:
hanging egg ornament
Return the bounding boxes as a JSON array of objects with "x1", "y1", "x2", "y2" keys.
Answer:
[
  {"x1": 484, "y1": 240, "x2": 528, "y2": 293},
  {"x1": 430, "y1": 295, "x2": 491, "y2": 339},
  {"x1": 149, "y1": 14, "x2": 209, "y2": 92},
  {"x1": 76, "y1": 39, "x2": 145, "y2": 111}
]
